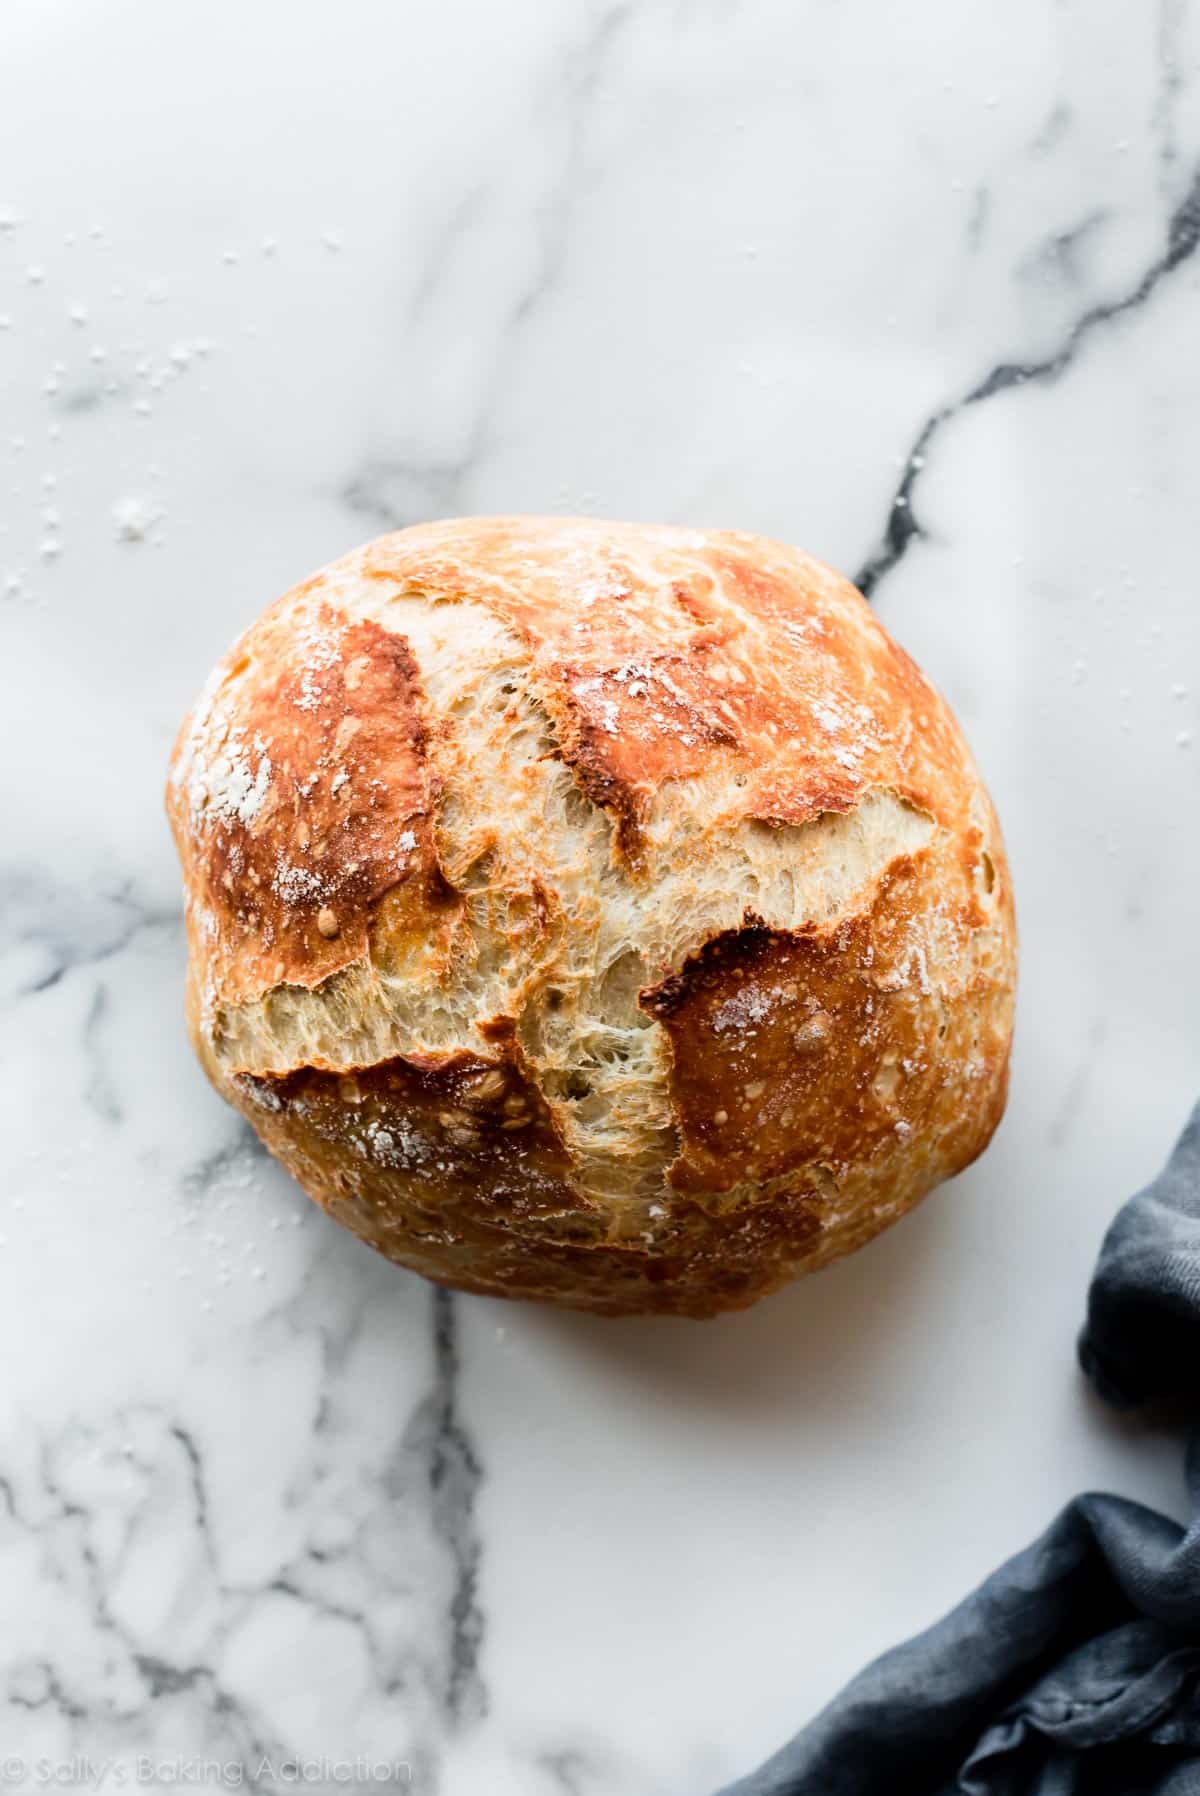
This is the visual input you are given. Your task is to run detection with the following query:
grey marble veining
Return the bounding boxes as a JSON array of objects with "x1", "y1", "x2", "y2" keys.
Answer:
[
  {"x1": 2, "y1": 3, "x2": 1200, "y2": 1792},
  {"x1": 858, "y1": 161, "x2": 1200, "y2": 597}
]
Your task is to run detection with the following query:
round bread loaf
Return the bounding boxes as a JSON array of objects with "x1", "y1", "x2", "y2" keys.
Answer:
[{"x1": 167, "y1": 518, "x2": 1015, "y2": 1317}]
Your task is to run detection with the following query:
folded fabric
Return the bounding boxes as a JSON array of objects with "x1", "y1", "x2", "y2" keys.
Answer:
[{"x1": 717, "y1": 1104, "x2": 1200, "y2": 1796}]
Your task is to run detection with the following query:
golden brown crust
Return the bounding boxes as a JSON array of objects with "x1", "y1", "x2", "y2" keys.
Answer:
[
  {"x1": 642, "y1": 834, "x2": 1009, "y2": 1200},
  {"x1": 352, "y1": 520, "x2": 973, "y2": 861},
  {"x1": 167, "y1": 598, "x2": 443, "y2": 1010},
  {"x1": 169, "y1": 517, "x2": 1017, "y2": 1317},
  {"x1": 207, "y1": 1057, "x2": 827, "y2": 1320}
]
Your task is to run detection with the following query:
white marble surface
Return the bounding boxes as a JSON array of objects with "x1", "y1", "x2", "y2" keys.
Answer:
[{"x1": 3, "y1": 2, "x2": 1200, "y2": 1791}]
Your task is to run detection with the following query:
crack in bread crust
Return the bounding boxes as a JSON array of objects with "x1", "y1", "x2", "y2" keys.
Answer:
[{"x1": 169, "y1": 518, "x2": 1017, "y2": 1316}]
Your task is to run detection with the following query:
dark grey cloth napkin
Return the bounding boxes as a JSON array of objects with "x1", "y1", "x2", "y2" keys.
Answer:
[{"x1": 717, "y1": 1103, "x2": 1200, "y2": 1796}]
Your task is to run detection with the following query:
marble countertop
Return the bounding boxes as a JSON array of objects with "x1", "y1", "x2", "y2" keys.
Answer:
[{"x1": 4, "y1": 3, "x2": 1200, "y2": 1791}]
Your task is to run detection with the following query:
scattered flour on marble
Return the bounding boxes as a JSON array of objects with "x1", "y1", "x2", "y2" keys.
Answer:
[{"x1": 112, "y1": 493, "x2": 161, "y2": 542}]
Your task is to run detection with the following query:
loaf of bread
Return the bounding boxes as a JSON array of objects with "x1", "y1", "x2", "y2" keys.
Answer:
[{"x1": 167, "y1": 518, "x2": 1015, "y2": 1316}]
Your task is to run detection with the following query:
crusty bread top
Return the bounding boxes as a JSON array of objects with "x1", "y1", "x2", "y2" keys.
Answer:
[
  {"x1": 167, "y1": 517, "x2": 1015, "y2": 1311},
  {"x1": 168, "y1": 517, "x2": 978, "y2": 1017}
]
